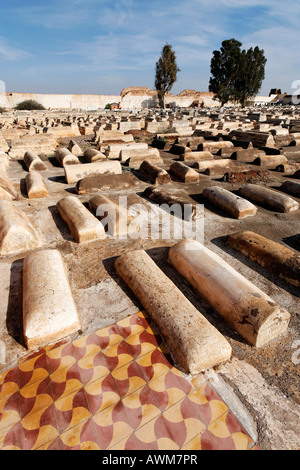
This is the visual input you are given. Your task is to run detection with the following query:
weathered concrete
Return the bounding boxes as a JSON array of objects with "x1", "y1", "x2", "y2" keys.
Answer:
[
  {"x1": 275, "y1": 162, "x2": 300, "y2": 174},
  {"x1": 45, "y1": 123, "x2": 80, "y2": 138},
  {"x1": 227, "y1": 231, "x2": 300, "y2": 287},
  {"x1": 0, "y1": 200, "x2": 40, "y2": 257},
  {"x1": 56, "y1": 196, "x2": 106, "y2": 243},
  {"x1": 89, "y1": 194, "x2": 140, "y2": 237},
  {"x1": 170, "y1": 161, "x2": 200, "y2": 183},
  {"x1": 280, "y1": 181, "x2": 300, "y2": 198},
  {"x1": 105, "y1": 142, "x2": 148, "y2": 159},
  {"x1": 119, "y1": 147, "x2": 160, "y2": 163},
  {"x1": 229, "y1": 130, "x2": 276, "y2": 148},
  {"x1": 201, "y1": 141, "x2": 234, "y2": 153},
  {"x1": 232, "y1": 148, "x2": 266, "y2": 162},
  {"x1": 253, "y1": 154, "x2": 288, "y2": 169},
  {"x1": 0, "y1": 131, "x2": 9, "y2": 152},
  {"x1": 55, "y1": 148, "x2": 80, "y2": 166},
  {"x1": 0, "y1": 151, "x2": 9, "y2": 175},
  {"x1": 191, "y1": 158, "x2": 232, "y2": 171},
  {"x1": 95, "y1": 130, "x2": 134, "y2": 145},
  {"x1": 177, "y1": 136, "x2": 205, "y2": 151},
  {"x1": 115, "y1": 250, "x2": 232, "y2": 374},
  {"x1": 203, "y1": 186, "x2": 257, "y2": 219},
  {"x1": 84, "y1": 148, "x2": 106, "y2": 163},
  {"x1": 0, "y1": 176, "x2": 18, "y2": 201},
  {"x1": 139, "y1": 160, "x2": 171, "y2": 185},
  {"x1": 8, "y1": 134, "x2": 58, "y2": 160},
  {"x1": 67, "y1": 139, "x2": 83, "y2": 157},
  {"x1": 76, "y1": 172, "x2": 139, "y2": 195},
  {"x1": 239, "y1": 184, "x2": 299, "y2": 213},
  {"x1": 64, "y1": 160, "x2": 122, "y2": 184},
  {"x1": 124, "y1": 152, "x2": 163, "y2": 169},
  {"x1": 218, "y1": 357, "x2": 300, "y2": 450},
  {"x1": 24, "y1": 151, "x2": 47, "y2": 172},
  {"x1": 143, "y1": 186, "x2": 200, "y2": 221},
  {"x1": 25, "y1": 171, "x2": 49, "y2": 199},
  {"x1": 168, "y1": 239, "x2": 291, "y2": 348},
  {"x1": 23, "y1": 249, "x2": 81, "y2": 349},
  {"x1": 281, "y1": 146, "x2": 300, "y2": 160},
  {"x1": 179, "y1": 150, "x2": 214, "y2": 162},
  {"x1": 151, "y1": 138, "x2": 173, "y2": 151},
  {"x1": 169, "y1": 143, "x2": 191, "y2": 156}
]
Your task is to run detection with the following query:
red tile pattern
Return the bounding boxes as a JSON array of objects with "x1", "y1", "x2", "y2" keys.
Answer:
[{"x1": 0, "y1": 311, "x2": 257, "y2": 450}]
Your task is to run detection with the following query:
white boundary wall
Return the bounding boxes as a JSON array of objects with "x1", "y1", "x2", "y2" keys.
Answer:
[
  {"x1": 0, "y1": 92, "x2": 121, "y2": 110},
  {"x1": 0, "y1": 90, "x2": 219, "y2": 110}
]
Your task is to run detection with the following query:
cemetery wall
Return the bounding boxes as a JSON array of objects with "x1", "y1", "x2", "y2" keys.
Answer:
[{"x1": 0, "y1": 89, "x2": 219, "y2": 110}]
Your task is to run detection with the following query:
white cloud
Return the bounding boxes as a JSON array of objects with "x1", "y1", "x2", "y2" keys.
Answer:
[
  {"x1": 0, "y1": 38, "x2": 31, "y2": 61},
  {"x1": 2, "y1": 0, "x2": 300, "y2": 95}
]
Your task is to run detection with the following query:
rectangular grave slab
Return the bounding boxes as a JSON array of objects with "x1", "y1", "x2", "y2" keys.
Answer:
[
  {"x1": 120, "y1": 147, "x2": 160, "y2": 163},
  {"x1": 0, "y1": 176, "x2": 18, "y2": 201},
  {"x1": 123, "y1": 153, "x2": 163, "y2": 170},
  {"x1": 168, "y1": 239, "x2": 291, "y2": 348},
  {"x1": 76, "y1": 172, "x2": 139, "y2": 195},
  {"x1": 232, "y1": 148, "x2": 266, "y2": 162},
  {"x1": 25, "y1": 171, "x2": 49, "y2": 199},
  {"x1": 23, "y1": 249, "x2": 81, "y2": 349},
  {"x1": 239, "y1": 184, "x2": 299, "y2": 213},
  {"x1": 64, "y1": 161, "x2": 122, "y2": 184},
  {"x1": 115, "y1": 250, "x2": 232, "y2": 374},
  {"x1": 24, "y1": 151, "x2": 47, "y2": 172},
  {"x1": 139, "y1": 160, "x2": 171, "y2": 185},
  {"x1": 84, "y1": 149, "x2": 106, "y2": 163},
  {"x1": 143, "y1": 186, "x2": 200, "y2": 221},
  {"x1": 55, "y1": 148, "x2": 80, "y2": 166},
  {"x1": 191, "y1": 158, "x2": 233, "y2": 171},
  {"x1": 0, "y1": 200, "x2": 41, "y2": 257},
  {"x1": 227, "y1": 231, "x2": 300, "y2": 287},
  {"x1": 170, "y1": 161, "x2": 199, "y2": 183},
  {"x1": 280, "y1": 181, "x2": 300, "y2": 198},
  {"x1": 56, "y1": 196, "x2": 106, "y2": 242},
  {"x1": 179, "y1": 150, "x2": 214, "y2": 162},
  {"x1": 89, "y1": 194, "x2": 139, "y2": 237},
  {"x1": 253, "y1": 154, "x2": 288, "y2": 169},
  {"x1": 202, "y1": 186, "x2": 257, "y2": 219}
]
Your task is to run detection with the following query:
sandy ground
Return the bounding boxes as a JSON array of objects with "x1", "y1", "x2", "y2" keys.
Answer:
[{"x1": 0, "y1": 132, "x2": 299, "y2": 450}]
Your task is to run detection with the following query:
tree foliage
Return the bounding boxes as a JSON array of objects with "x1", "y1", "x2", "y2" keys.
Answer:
[
  {"x1": 209, "y1": 38, "x2": 242, "y2": 107},
  {"x1": 209, "y1": 39, "x2": 267, "y2": 107},
  {"x1": 155, "y1": 44, "x2": 180, "y2": 108},
  {"x1": 233, "y1": 46, "x2": 267, "y2": 107},
  {"x1": 14, "y1": 99, "x2": 45, "y2": 110}
]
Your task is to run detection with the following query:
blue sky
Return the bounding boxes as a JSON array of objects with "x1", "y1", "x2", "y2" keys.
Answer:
[{"x1": 0, "y1": 0, "x2": 299, "y2": 97}]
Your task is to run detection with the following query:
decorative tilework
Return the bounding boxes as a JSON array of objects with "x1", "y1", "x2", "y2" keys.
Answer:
[{"x1": 0, "y1": 311, "x2": 257, "y2": 450}]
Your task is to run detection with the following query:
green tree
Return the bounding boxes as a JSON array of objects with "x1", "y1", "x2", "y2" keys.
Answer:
[
  {"x1": 209, "y1": 39, "x2": 267, "y2": 107},
  {"x1": 209, "y1": 38, "x2": 242, "y2": 107},
  {"x1": 155, "y1": 43, "x2": 180, "y2": 109},
  {"x1": 233, "y1": 46, "x2": 267, "y2": 107}
]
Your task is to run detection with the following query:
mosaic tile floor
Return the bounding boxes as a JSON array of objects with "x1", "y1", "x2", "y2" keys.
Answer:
[{"x1": 0, "y1": 311, "x2": 258, "y2": 450}]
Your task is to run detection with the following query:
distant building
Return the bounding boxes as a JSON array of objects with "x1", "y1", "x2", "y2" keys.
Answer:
[{"x1": 280, "y1": 92, "x2": 300, "y2": 105}]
